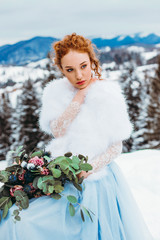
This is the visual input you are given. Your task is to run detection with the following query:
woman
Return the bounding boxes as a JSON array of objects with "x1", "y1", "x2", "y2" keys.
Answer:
[{"x1": 0, "y1": 33, "x2": 154, "y2": 240}]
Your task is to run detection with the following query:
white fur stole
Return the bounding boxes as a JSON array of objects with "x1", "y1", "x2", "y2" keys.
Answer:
[{"x1": 39, "y1": 77, "x2": 133, "y2": 160}]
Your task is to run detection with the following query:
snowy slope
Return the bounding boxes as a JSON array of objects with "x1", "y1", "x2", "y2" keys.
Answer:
[
  {"x1": 115, "y1": 150, "x2": 160, "y2": 239},
  {"x1": 0, "y1": 149, "x2": 160, "y2": 239}
]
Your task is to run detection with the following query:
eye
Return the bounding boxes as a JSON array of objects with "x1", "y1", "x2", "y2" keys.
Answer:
[
  {"x1": 67, "y1": 68, "x2": 73, "y2": 72},
  {"x1": 81, "y1": 64, "x2": 87, "y2": 69}
]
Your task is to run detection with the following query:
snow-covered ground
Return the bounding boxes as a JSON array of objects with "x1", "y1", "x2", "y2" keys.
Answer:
[
  {"x1": 115, "y1": 149, "x2": 160, "y2": 240},
  {"x1": 0, "y1": 149, "x2": 160, "y2": 239}
]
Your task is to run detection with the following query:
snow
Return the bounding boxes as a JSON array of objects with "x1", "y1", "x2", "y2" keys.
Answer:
[
  {"x1": 26, "y1": 58, "x2": 50, "y2": 69},
  {"x1": 117, "y1": 35, "x2": 126, "y2": 41},
  {"x1": 0, "y1": 149, "x2": 160, "y2": 239},
  {"x1": 104, "y1": 46, "x2": 111, "y2": 52},
  {"x1": 115, "y1": 149, "x2": 160, "y2": 240},
  {"x1": 0, "y1": 65, "x2": 49, "y2": 84},
  {"x1": 102, "y1": 62, "x2": 116, "y2": 70},
  {"x1": 127, "y1": 46, "x2": 145, "y2": 53},
  {"x1": 141, "y1": 51, "x2": 159, "y2": 61}
]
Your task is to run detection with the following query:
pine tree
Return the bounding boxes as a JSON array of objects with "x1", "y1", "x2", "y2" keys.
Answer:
[
  {"x1": 41, "y1": 52, "x2": 62, "y2": 88},
  {"x1": 119, "y1": 62, "x2": 143, "y2": 152},
  {"x1": 143, "y1": 55, "x2": 160, "y2": 149},
  {"x1": 0, "y1": 93, "x2": 13, "y2": 161},
  {"x1": 14, "y1": 79, "x2": 43, "y2": 153}
]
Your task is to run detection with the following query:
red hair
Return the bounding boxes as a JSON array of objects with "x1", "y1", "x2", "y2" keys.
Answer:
[{"x1": 52, "y1": 33, "x2": 102, "y2": 79}]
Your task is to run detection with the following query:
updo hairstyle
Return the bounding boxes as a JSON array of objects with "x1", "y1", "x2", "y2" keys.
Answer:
[{"x1": 52, "y1": 33, "x2": 102, "y2": 79}]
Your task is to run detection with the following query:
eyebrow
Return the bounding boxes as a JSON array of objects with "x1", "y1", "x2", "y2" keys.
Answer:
[{"x1": 65, "y1": 61, "x2": 87, "y2": 68}]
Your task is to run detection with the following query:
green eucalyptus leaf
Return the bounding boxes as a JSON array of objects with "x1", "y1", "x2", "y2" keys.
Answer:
[
  {"x1": 60, "y1": 160, "x2": 69, "y2": 170},
  {"x1": 48, "y1": 185, "x2": 54, "y2": 194},
  {"x1": 33, "y1": 176, "x2": 40, "y2": 189},
  {"x1": 5, "y1": 165, "x2": 19, "y2": 172},
  {"x1": 62, "y1": 168, "x2": 70, "y2": 175},
  {"x1": 64, "y1": 152, "x2": 72, "y2": 157},
  {"x1": 67, "y1": 173, "x2": 73, "y2": 181},
  {"x1": 13, "y1": 209, "x2": 19, "y2": 216},
  {"x1": 80, "y1": 163, "x2": 92, "y2": 171},
  {"x1": 48, "y1": 161, "x2": 55, "y2": 169},
  {"x1": 17, "y1": 150, "x2": 25, "y2": 157},
  {"x1": 0, "y1": 185, "x2": 4, "y2": 193},
  {"x1": 71, "y1": 163, "x2": 79, "y2": 170},
  {"x1": 7, "y1": 199, "x2": 12, "y2": 209},
  {"x1": 69, "y1": 166, "x2": 76, "y2": 174},
  {"x1": 67, "y1": 195, "x2": 77, "y2": 204},
  {"x1": 65, "y1": 157, "x2": 72, "y2": 164},
  {"x1": 75, "y1": 170, "x2": 81, "y2": 175},
  {"x1": 37, "y1": 176, "x2": 54, "y2": 190},
  {"x1": 0, "y1": 196, "x2": 10, "y2": 209},
  {"x1": 51, "y1": 168, "x2": 61, "y2": 178},
  {"x1": 43, "y1": 185, "x2": 48, "y2": 194},
  {"x1": 82, "y1": 207, "x2": 93, "y2": 222},
  {"x1": 88, "y1": 211, "x2": 93, "y2": 222},
  {"x1": 43, "y1": 155, "x2": 51, "y2": 161},
  {"x1": 80, "y1": 209, "x2": 85, "y2": 222},
  {"x1": 54, "y1": 156, "x2": 66, "y2": 164},
  {"x1": 15, "y1": 215, "x2": 21, "y2": 221},
  {"x1": 14, "y1": 190, "x2": 29, "y2": 209},
  {"x1": 15, "y1": 196, "x2": 21, "y2": 201},
  {"x1": 54, "y1": 185, "x2": 64, "y2": 193},
  {"x1": 82, "y1": 206, "x2": 90, "y2": 217},
  {"x1": 51, "y1": 193, "x2": 61, "y2": 200},
  {"x1": 54, "y1": 180, "x2": 62, "y2": 186},
  {"x1": 0, "y1": 171, "x2": 10, "y2": 183},
  {"x1": 16, "y1": 157, "x2": 20, "y2": 164},
  {"x1": 37, "y1": 177, "x2": 43, "y2": 190},
  {"x1": 78, "y1": 154, "x2": 86, "y2": 160},
  {"x1": 78, "y1": 176, "x2": 84, "y2": 184},
  {"x1": 69, "y1": 203, "x2": 75, "y2": 216},
  {"x1": 2, "y1": 203, "x2": 9, "y2": 219},
  {"x1": 72, "y1": 156, "x2": 80, "y2": 165},
  {"x1": 72, "y1": 182, "x2": 82, "y2": 192},
  {"x1": 30, "y1": 151, "x2": 43, "y2": 158},
  {"x1": 0, "y1": 186, "x2": 10, "y2": 197}
]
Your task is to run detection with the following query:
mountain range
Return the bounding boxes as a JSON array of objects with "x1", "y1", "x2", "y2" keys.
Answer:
[{"x1": 0, "y1": 33, "x2": 160, "y2": 66}]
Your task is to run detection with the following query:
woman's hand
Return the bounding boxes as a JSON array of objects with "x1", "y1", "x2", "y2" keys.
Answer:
[
  {"x1": 73, "y1": 78, "x2": 97, "y2": 104},
  {"x1": 79, "y1": 78, "x2": 97, "y2": 96},
  {"x1": 77, "y1": 170, "x2": 92, "y2": 180},
  {"x1": 74, "y1": 78, "x2": 97, "y2": 103}
]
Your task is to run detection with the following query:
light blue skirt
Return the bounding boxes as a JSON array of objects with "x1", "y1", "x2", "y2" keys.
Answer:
[{"x1": 0, "y1": 161, "x2": 154, "y2": 240}]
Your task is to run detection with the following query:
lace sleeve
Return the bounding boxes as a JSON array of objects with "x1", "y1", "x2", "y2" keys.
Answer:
[
  {"x1": 50, "y1": 101, "x2": 81, "y2": 138},
  {"x1": 90, "y1": 141, "x2": 122, "y2": 173}
]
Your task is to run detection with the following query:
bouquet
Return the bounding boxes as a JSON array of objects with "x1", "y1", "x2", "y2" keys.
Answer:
[{"x1": 0, "y1": 146, "x2": 94, "y2": 223}]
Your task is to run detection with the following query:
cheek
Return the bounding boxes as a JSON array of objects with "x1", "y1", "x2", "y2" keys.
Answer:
[{"x1": 86, "y1": 66, "x2": 92, "y2": 76}]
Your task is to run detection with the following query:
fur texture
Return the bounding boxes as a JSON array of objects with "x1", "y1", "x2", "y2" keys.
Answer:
[{"x1": 39, "y1": 78, "x2": 133, "y2": 161}]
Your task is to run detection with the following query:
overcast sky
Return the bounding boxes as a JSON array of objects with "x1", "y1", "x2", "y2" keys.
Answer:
[{"x1": 1, "y1": 0, "x2": 160, "y2": 46}]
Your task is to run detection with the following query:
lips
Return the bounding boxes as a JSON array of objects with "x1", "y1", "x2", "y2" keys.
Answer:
[{"x1": 76, "y1": 80, "x2": 86, "y2": 85}]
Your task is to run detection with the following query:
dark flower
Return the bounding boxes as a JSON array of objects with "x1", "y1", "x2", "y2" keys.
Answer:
[
  {"x1": 9, "y1": 174, "x2": 17, "y2": 183},
  {"x1": 24, "y1": 171, "x2": 34, "y2": 183}
]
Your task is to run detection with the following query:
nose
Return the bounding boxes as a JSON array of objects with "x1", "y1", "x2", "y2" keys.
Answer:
[{"x1": 75, "y1": 69, "x2": 82, "y2": 80}]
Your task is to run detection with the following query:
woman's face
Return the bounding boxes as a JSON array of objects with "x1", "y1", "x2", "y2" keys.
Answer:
[{"x1": 61, "y1": 50, "x2": 92, "y2": 89}]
